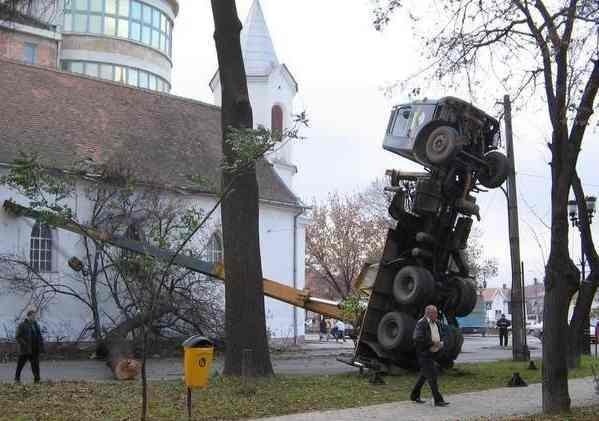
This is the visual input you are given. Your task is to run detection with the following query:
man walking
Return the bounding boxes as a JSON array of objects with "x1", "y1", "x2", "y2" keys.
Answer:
[
  {"x1": 14, "y1": 309, "x2": 44, "y2": 383},
  {"x1": 497, "y1": 314, "x2": 511, "y2": 347},
  {"x1": 334, "y1": 319, "x2": 346, "y2": 342},
  {"x1": 410, "y1": 305, "x2": 449, "y2": 407},
  {"x1": 319, "y1": 316, "x2": 328, "y2": 342}
]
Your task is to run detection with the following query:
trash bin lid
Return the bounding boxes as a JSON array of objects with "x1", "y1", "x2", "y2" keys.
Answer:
[{"x1": 182, "y1": 335, "x2": 213, "y2": 348}]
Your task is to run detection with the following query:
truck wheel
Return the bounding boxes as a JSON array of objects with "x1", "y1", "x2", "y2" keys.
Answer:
[
  {"x1": 393, "y1": 266, "x2": 435, "y2": 305},
  {"x1": 377, "y1": 312, "x2": 416, "y2": 351},
  {"x1": 425, "y1": 126, "x2": 460, "y2": 164},
  {"x1": 455, "y1": 278, "x2": 477, "y2": 317},
  {"x1": 478, "y1": 151, "x2": 509, "y2": 188},
  {"x1": 439, "y1": 326, "x2": 463, "y2": 363}
]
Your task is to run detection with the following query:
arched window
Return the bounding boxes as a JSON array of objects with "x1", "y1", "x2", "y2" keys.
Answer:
[
  {"x1": 30, "y1": 222, "x2": 53, "y2": 273},
  {"x1": 271, "y1": 105, "x2": 283, "y2": 141},
  {"x1": 206, "y1": 233, "x2": 223, "y2": 264}
]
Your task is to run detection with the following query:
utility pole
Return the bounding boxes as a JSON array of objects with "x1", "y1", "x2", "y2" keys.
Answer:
[{"x1": 503, "y1": 95, "x2": 530, "y2": 361}]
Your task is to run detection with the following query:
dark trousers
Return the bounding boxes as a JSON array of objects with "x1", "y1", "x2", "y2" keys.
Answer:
[
  {"x1": 411, "y1": 355, "x2": 444, "y2": 403},
  {"x1": 499, "y1": 330, "x2": 509, "y2": 346},
  {"x1": 15, "y1": 353, "x2": 40, "y2": 382}
]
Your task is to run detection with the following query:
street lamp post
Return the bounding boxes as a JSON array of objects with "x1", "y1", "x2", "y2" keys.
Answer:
[{"x1": 567, "y1": 196, "x2": 597, "y2": 355}]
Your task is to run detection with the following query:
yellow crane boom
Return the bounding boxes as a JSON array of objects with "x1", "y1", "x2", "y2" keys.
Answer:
[{"x1": 2, "y1": 200, "x2": 343, "y2": 320}]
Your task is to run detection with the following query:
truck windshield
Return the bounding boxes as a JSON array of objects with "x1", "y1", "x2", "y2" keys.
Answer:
[
  {"x1": 390, "y1": 104, "x2": 436, "y2": 138},
  {"x1": 391, "y1": 106, "x2": 412, "y2": 137}
]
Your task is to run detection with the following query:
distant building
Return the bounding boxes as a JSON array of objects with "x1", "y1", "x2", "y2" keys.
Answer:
[
  {"x1": 0, "y1": 0, "x2": 177, "y2": 92},
  {"x1": 481, "y1": 284, "x2": 511, "y2": 326},
  {"x1": 524, "y1": 278, "x2": 544, "y2": 324}
]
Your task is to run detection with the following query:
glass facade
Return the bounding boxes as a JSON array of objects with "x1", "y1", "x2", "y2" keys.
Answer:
[
  {"x1": 63, "y1": 0, "x2": 173, "y2": 57},
  {"x1": 62, "y1": 60, "x2": 170, "y2": 92}
]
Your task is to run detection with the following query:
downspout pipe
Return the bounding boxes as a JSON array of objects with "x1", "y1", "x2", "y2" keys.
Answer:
[{"x1": 292, "y1": 206, "x2": 305, "y2": 345}]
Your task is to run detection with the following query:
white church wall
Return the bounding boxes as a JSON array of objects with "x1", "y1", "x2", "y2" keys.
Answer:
[
  {"x1": 259, "y1": 204, "x2": 304, "y2": 341},
  {"x1": 0, "y1": 177, "x2": 108, "y2": 338},
  {"x1": 0, "y1": 174, "x2": 305, "y2": 341}
]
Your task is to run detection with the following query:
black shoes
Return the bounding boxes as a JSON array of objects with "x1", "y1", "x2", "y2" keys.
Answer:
[
  {"x1": 411, "y1": 397, "x2": 426, "y2": 404},
  {"x1": 435, "y1": 401, "x2": 450, "y2": 407}
]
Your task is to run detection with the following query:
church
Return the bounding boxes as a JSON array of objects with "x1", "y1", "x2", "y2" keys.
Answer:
[{"x1": 0, "y1": 0, "x2": 308, "y2": 343}]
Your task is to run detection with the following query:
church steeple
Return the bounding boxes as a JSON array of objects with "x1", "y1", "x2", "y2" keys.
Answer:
[
  {"x1": 209, "y1": 0, "x2": 299, "y2": 189},
  {"x1": 241, "y1": 0, "x2": 279, "y2": 76}
]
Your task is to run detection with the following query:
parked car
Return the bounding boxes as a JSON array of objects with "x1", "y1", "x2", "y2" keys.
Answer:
[{"x1": 530, "y1": 323, "x2": 597, "y2": 344}]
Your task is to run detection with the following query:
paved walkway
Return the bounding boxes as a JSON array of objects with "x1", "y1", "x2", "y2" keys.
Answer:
[{"x1": 259, "y1": 377, "x2": 598, "y2": 421}]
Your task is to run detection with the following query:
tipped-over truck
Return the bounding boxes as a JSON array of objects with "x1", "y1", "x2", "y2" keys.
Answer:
[
  {"x1": 350, "y1": 96, "x2": 509, "y2": 372},
  {"x1": 3, "y1": 97, "x2": 509, "y2": 376}
]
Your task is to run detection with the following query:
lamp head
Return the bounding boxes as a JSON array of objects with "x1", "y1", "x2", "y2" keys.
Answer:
[
  {"x1": 568, "y1": 200, "x2": 578, "y2": 218},
  {"x1": 586, "y1": 196, "x2": 596, "y2": 216},
  {"x1": 68, "y1": 256, "x2": 84, "y2": 272}
]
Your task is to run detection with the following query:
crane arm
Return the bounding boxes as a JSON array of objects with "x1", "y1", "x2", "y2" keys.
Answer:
[{"x1": 2, "y1": 200, "x2": 343, "y2": 319}]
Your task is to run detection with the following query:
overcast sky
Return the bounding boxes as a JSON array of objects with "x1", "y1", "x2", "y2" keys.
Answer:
[{"x1": 169, "y1": 0, "x2": 599, "y2": 289}]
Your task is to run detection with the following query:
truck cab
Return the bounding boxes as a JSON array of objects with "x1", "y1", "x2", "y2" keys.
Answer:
[{"x1": 383, "y1": 97, "x2": 507, "y2": 188}]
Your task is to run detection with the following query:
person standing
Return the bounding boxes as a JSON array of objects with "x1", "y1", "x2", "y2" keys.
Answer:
[
  {"x1": 334, "y1": 319, "x2": 346, "y2": 342},
  {"x1": 496, "y1": 314, "x2": 511, "y2": 347},
  {"x1": 14, "y1": 309, "x2": 44, "y2": 384},
  {"x1": 410, "y1": 305, "x2": 449, "y2": 407},
  {"x1": 318, "y1": 316, "x2": 327, "y2": 342}
]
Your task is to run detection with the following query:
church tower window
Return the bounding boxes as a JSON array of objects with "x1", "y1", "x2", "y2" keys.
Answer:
[{"x1": 271, "y1": 105, "x2": 283, "y2": 141}]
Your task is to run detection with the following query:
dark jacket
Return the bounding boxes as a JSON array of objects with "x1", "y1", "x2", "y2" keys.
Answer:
[
  {"x1": 413, "y1": 317, "x2": 442, "y2": 357},
  {"x1": 16, "y1": 319, "x2": 44, "y2": 355},
  {"x1": 496, "y1": 318, "x2": 511, "y2": 331}
]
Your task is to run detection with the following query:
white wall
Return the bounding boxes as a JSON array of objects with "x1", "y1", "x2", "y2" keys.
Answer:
[{"x1": 0, "y1": 175, "x2": 306, "y2": 341}]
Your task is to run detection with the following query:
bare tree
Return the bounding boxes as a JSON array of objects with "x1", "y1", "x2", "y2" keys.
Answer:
[
  {"x1": 0, "y1": 156, "x2": 225, "y2": 359},
  {"x1": 307, "y1": 181, "x2": 498, "y2": 298},
  {"x1": 464, "y1": 228, "x2": 499, "y2": 287},
  {"x1": 306, "y1": 190, "x2": 390, "y2": 298},
  {"x1": 372, "y1": 0, "x2": 598, "y2": 413}
]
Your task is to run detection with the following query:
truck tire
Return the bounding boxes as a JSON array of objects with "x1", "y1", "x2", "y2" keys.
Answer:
[
  {"x1": 377, "y1": 312, "x2": 416, "y2": 351},
  {"x1": 455, "y1": 278, "x2": 477, "y2": 317},
  {"x1": 438, "y1": 326, "x2": 463, "y2": 367},
  {"x1": 478, "y1": 151, "x2": 509, "y2": 188},
  {"x1": 425, "y1": 126, "x2": 460, "y2": 164},
  {"x1": 393, "y1": 266, "x2": 435, "y2": 305}
]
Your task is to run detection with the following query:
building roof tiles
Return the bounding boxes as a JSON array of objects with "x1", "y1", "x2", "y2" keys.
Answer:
[{"x1": 0, "y1": 59, "x2": 301, "y2": 207}]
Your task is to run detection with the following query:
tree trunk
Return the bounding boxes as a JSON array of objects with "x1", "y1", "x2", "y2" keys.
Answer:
[
  {"x1": 568, "y1": 274, "x2": 598, "y2": 368},
  {"x1": 543, "y1": 252, "x2": 578, "y2": 413},
  {"x1": 543, "y1": 125, "x2": 579, "y2": 413},
  {"x1": 105, "y1": 338, "x2": 140, "y2": 381},
  {"x1": 96, "y1": 305, "x2": 172, "y2": 380},
  {"x1": 211, "y1": 0, "x2": 273, "y2": 377}
]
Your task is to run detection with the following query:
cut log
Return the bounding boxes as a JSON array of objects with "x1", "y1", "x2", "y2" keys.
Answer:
[
  {"x1": 97, "y1": 337, "x2": 140, "y2": 380},
  {"x1": 96, "y1": 304, "x2": 175, "y2": 380},
  {"x1": 110, "y1": 357, "x2": 141, "y2": 380}
]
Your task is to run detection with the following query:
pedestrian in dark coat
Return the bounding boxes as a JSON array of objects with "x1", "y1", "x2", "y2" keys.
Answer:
[
  {"x1": 319, "y1": 316, "x2": 328, "y2": 342},
  {"x1": 496, "y1": 314, "x2": 511, "y2": 347},
  {"x1": 14, "y1": 309, "x2": 44, "y2": 383},
  {"x1": 410, "y1": 304, "x2": 449, "y2": 407}
]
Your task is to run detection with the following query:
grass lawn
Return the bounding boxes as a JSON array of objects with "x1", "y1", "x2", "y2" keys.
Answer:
[{"x1": 0, "y1": 356, "x2": 597, "y2": 421}]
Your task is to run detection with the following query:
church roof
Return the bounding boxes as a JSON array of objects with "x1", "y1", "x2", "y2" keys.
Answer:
[
  {"x1": 241, "y1": 0, "x2": 279, "y2": 76},
  {"x1": 0, "y1": 59, "x2": 301, "y2": 208}
]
